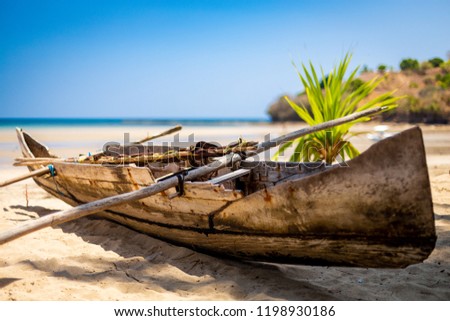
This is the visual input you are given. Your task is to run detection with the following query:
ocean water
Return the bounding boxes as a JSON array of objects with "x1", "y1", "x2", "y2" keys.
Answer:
[{"x1": 0, "y1": 117, "x2": 269, "y2": 128}]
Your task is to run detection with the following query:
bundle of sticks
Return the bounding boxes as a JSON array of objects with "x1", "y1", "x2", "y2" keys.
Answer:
[{"x1": 13, "y1": 138, "x2": 258, "y2": 167}]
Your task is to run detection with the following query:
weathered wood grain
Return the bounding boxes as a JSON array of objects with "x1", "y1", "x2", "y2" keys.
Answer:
[
  {"x1": 214, "y1": 127, "x2": 435, "y2": 239},
  {"x1": 100, "y1": 211, "x2": 434, "y2": 268}
]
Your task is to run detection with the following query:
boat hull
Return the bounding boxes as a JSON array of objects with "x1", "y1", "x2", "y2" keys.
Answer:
[{"x1": 16, "y1": 127, "x2": 436, "y2": 267}]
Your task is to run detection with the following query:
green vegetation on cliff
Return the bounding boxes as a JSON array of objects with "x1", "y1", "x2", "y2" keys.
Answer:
[{"x1": 268, "y1": 56, "x2": 450, "y2": 124}]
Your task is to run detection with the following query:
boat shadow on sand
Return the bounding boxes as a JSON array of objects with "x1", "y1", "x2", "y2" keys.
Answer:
[
  {"x1": 8, "y1": 204, "x2": 345, "y2": 300},
  {"x1": 5, "y1": 201, "x2": 450, "y2": 300}
]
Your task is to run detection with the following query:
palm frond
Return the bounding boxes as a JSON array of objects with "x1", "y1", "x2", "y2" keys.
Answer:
[{"x1": 279, "y1": 53, "x2": 401, "y2": 164}]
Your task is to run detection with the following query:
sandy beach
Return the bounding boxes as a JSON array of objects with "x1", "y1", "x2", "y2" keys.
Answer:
[{"x1": 0, "y1": 122, "x2": 449, "y2": 300}]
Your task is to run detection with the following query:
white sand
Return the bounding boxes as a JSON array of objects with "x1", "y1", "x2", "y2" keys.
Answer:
[{"x1": 0, "y1": 123, "x2": 449, "y2": 300}]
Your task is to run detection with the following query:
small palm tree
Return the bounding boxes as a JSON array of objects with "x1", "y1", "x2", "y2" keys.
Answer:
[{"x1": 274, "y1": 53, "x2": 400, "y2": 164}]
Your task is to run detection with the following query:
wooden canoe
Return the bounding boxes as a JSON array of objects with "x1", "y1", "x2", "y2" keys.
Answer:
[{"x1": 15, "y1": 126, "x2": 436, "y2": 268}]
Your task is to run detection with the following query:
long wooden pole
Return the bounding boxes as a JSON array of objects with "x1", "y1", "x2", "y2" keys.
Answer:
[
  {"x1": 0, "y1": 166, "x2": 51, "y2": 187},
  {"x1": 0, "y1": 106, "x2": 385, "y2": 245},
  {"x1": 254, "y1": 106, "x2": 387, "y2": 153},
  {"x1": 132, "y1": 124, "x2": 182, "y2": 144},
  {"x1": 0, "y1": 153, "x2": 238, "y2": 245}
]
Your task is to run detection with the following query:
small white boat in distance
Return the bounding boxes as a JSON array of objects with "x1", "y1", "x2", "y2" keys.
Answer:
[{"x1": 367, "y1": 125, "x2": 393, "y2": 142}]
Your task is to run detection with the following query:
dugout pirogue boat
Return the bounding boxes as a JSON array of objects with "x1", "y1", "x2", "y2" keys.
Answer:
[{"x1": 15, "y1": 126, "x2": 436, "y2": 268}]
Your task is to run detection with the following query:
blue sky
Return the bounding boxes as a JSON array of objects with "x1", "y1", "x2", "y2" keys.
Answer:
[{"x1": 1, "y1": 0, "x2": 449, "y2": 119}]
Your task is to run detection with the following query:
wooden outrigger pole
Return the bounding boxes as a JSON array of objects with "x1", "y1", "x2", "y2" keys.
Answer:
[{"x1": 0, "y1": 166, "x2": 51, "y2": 187}]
